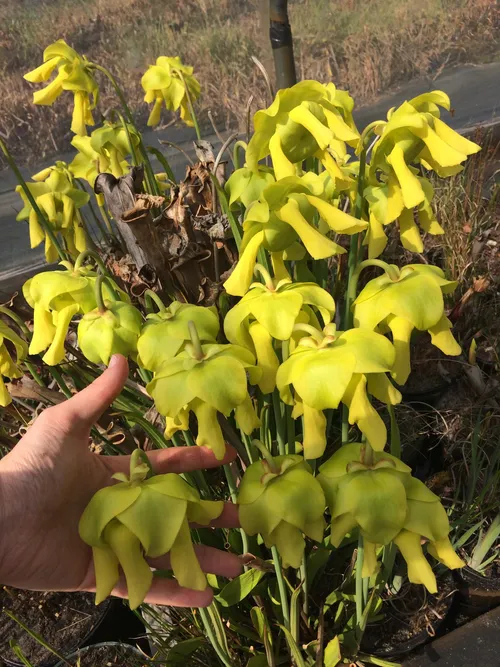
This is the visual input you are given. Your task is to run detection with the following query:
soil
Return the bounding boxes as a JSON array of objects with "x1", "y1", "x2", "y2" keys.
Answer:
[
  {"x1": 0, "y1": 588, "x2": 109, "y2": 666},
  {"x1": 362, "y1": 572, "x2": 455, "y2": 657},
  {"x1": 65, "y1": 643, "x2": 149, "y2": 666}
]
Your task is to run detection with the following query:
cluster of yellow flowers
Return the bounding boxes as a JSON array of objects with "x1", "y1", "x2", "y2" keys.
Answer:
[{"x1": 13, "y1": 40, "x2": 480, "y2": 608}]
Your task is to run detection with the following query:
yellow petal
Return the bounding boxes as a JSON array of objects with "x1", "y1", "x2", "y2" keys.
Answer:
[
  {"x1": 432, "y1": 117, "x2": 481, "y2": 157},
  {"x1": 288, "y1": 103, "x2": 333, "y2": 150},
  {"x1": 428, "y1": 537, "x2": 465, "y2": 570},
  {"x1": 269, "y1": 133, "x2": 297, "y2": 180},
  {"x1": 302, "y1": 403, "x2": 327, "y2": 459},
  {"x1": 394, "y1": 530, "x2": 437, "y2": 594},
  {"x1": 24, "y1": 57, "x2": 60, "y2": 83},
  {"x1": 0, "y1": 376, "x2": 12, "y2": 407},
  {"x1": 92, "y1": 546, "x2": 120, "y2": 605},
  {"x1": 71, "y1": 91, "x2": 88, "y2": 136},
  {"x1": 362, "y1": 540, "x2": 380, "y2": 578},
  {"x1": 342, "y1": 374, "x2": 387, "y2": 451},
  {"x1": 414, "y1": 124, "x2": 467, "y2": 168},
  {"x1": 387, "y1": 145, "x2": 426, "y2": 209},
  {"x1": 330, "y1": 512, "x2": 357, "y2": 548},
  {"x1": 271, "y1": 252, "x2": 291, "y2": 281},
  {"x1": 387, "y1": 315, "x2": 414, "y2": 385},
  {"x1": 278, "y1": 199, "x2": 346, "y2": 259},
  {"x1": 191, "y1": 399, "x2": 226, "y2": 460},
  {"x1": 32, "y1": 75, "x2": 64, "y2": 105},
  {"x1": 364, "y1": 213, "x2": 388, "y2": 259},
  {"x1": 428, "y1": 315, "x2": 461, "y2": 356},
  {"x1": 399, "y1": 208, "x2": 424, "y2": 253},
  {"x1": 366, "y1": 373, "x2": 402, "y2": 405},
  {"x1": 29, "y1": 306, "x2": 56, "y2": 355},
  {"x1": 249, "y1": 321, "x2": 280, "y2": 394},
  {"x1": 28, "y1": 209, "x2": 45, "y2": 248},
  {"x1": 234, "y1": 394, "x2": 261, "y2": 435},
  {"x1": 269, "y1": 521, "x2": 305, "y2": 569},
  {"x1": 170, "y1": 517, "x2": 207, "y2": 591},
  {"x1": 306, "y1": 195, "x2": 368, "y2": 234},
  {"x1": 42, "y1": 303, "x2": 79, "y2": 366},
  {"x1": 224, "y1": 231, "x2": 265, "y2": 297}
]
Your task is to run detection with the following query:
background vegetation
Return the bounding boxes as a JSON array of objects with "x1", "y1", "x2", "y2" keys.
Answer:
[{"x1": 0, "y1": 0, "x2": 498, "y2": 166}]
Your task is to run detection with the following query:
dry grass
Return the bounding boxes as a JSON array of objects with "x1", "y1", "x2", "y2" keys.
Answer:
[{"x1": 0, "y1": 0, "x2": 498, "y2": 167}]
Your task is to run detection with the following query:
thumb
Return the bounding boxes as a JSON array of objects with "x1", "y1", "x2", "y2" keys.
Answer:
[{"x1": 57, "y1": 354, "x2": 129, "y2": 431}]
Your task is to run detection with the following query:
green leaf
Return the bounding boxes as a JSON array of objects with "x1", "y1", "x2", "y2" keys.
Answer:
[
  {"x1": 247, "y1": 656, "x2": 270, "y2": 667},
  {"x1": 166, "y1": 638, "x2": 204, "y2": 665},
  {"x1": 324, "y1": 636, "x2": 341, "y2": 667},
  {"x1": 216, "y1": 569, "x2": 266, "y2": 607},
  {"x1": 278, "y1": 623, "x2": 306, "y2": 667},
  {"x1": 306, "y1": 545, "x2": 331, "y2": 586}
]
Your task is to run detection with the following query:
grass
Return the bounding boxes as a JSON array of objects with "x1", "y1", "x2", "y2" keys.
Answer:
[{"x1": 0, "y1": 0, "x2": 498, "y2": 167}]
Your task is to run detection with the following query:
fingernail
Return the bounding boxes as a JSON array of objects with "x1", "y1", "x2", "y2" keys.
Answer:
[{"x1": 109, "y1": 354, "x2": 120, "y2": 368}]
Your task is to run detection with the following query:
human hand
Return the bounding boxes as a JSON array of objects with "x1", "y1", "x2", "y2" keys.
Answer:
[{"x1": 0, "y1": 355, "x2": 241, "y2": 607}]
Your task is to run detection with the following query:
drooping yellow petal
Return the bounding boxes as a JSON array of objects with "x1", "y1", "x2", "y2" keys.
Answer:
[
  {"x1": 366, "y1": 373, "x2": 402, "y2": 405},
  {"x1": 269, "y1": 133, "x2": 297, "y2": 180},
  {"x1": 288, "y1": 103, "x2": 333, "y2": 150},
  {"x1": 399, "y1": 208, "x2": 424, "y2": 253},
  {"x1": 29, "y1": 306, "x2": 57, "y2": 355},
  {"x1": 103, "y1": 520, "x2": 153, "y2": 610},
  {"x1": 42, "y1": 303, "x2": 79, "y2": 366},
  {"x1": 363, "y1": 213, "x2": 388, "y2": 259},
  {"x1": 428, "y1": 315, "x2": 461, "y2": 356},
  {"x1": 306, "y1": 195, "x2": 368, "y2": 234},
  {"x1": 387, "y1": 145, "x2": 426, "y2": 209},
  {"x1": 330, "y1": 512, "x2": 357, "y2": 548},
  {"x1": 224, "y1": 231, "x2": 265, "y2": 297},
  {"x1": 71, "y1": 91, "x2": 88, "y2": 136},
  {"x1": 234, "y1": 394, "x2": 261, "y2": 435},
  {"x1": 24, "y1": 57, "x2": 60, "y2": 83},
  {"x1": 432, "y1": 117, "x2": 481, "y2": 157},
  {"x1": 302, "y1": 403, "x2": 327, "y2": 460},
  {"x1": 394, "y1": 530, "x2": 437, "y2": 594},
  {"x1": 278, "y1": 199, "x2": 346, "y2": 259},
  {"x1": 413, "y1": 124, "x2": 467, "y2": 168},
  {"x1": 342, "y1": 374, "x2": 387, "y2": 451},
  {"x1": 249, "y1": 321, "x2": 280, "y2": 394},
  {"x1": 191, "y1": 398, "x2": 226, "y2": 460},
  {"x1": 164, "y1": 408, "x2": 190, "y2": 439},
  {"x1": 269, "y1": 521, "x2": 305, "y2": 569},
  {"x1": 28, "y1": 208, "x2": 45, "y2": 248},
  {"x1": 0, "y1": 376, "x2": 12, "y2": 407},
  {"x1": 428, "y1": 537, "x2": 465, "y2": 570},
  {"x1": 32, "y1": 75, "x2": 64, "y2": 105},
  {"x1": 169, "y1": 517, "x2": 207, "y2": 591},
  {"x1": 362, "y1": 540, "x2": 380, "y2": 578},
  {"x1": 92, "y1": 545, "x2": 120, "y2": 605},
  {"x1": 271, "y1": 252, "x2": 291, "y2": 281},
  {"x1": 387, "y1": 315, "x2": 414, "y2": 385}
]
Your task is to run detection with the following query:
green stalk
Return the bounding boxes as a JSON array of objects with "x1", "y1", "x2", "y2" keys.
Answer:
[
  {"x1": 146, "y1": 146, "x2": 176, "y2": 184},
  {"x1": 299, "y1": 558, "x2": 309, "y2": 616},
  {"x1": 223, "y1": 462, "x2": 249, "y2": 554},
  {"x1": 94, "y1": 274, "x2": 107, "y2": 313},
  {"x1": 272, "y1": 389, "x2": 286, "y2": 455},
  {"x1": 198, "y1": 607, "x2": 232, "y2": 667},
  {"x1": 74, "y1": 249, "x2": 108, "y2": 274},
  {"x1": 0, "y1": 139, "x2": 66, "y2": 262},
  {"x1": 23, "y1": 361, "x2": 44, "y2": 387},
  {"x1": 75, "y1": 179, "x2": 111, "y2": 243},
  {"x1": 143, "y1": 289, "x2": 166, "y2": 313},
  {"x1": 0, "y1": 306, "x2": 30, "y2": 337},
  {"x1": 98, "y1": 203, "x2": 114, "y2": 235},
  {"x1": 233, "y1": 140, "x2": 247, "y2": 169},
  {"x1": 388, "y1": 405, "x2": 401, "y2": 458},
  {"x1": 271, "y1": 545, "x2": 290, "y2": 630},
  {"x1": 355, "y1": 535, "x2": 365, "y2": 630}
]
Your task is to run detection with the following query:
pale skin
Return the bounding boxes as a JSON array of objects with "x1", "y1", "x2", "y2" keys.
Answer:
[{"x1": 0, "y1": 354, "x2": 242, "y2": 607}]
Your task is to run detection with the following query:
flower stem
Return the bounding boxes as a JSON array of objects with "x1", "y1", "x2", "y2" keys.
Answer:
[
  {"x1": 292, "y1": 323, "x2": 324, "y2": 344},
  {"x1": 254, "y1": 263, "x2": 275, "y2": 290},
  {"x1": 355, "y1": 535, "x2": 365, "y2": 629},
  {"x1": 143, "y1": 289, "x2": 166, "y2": 314},
  {"x1": 0, "y1": 306, "x2": 30, "y2": 337},
  {"x1": 272, "y1": 389, "x2": 286, "y2": 456},
  {"x1": 252, "y1": 438, "x2": 279, "y2": 474},
  {"x1": 94, "y1": 274, "x2": 107, "y2": 313},
  {"x1": 388, "y1": 405, "x2": 401, "y2": 458},
  {"x1": 223, "y1": 462, "x2": 249, "y2": 555},
  {"x1": 74, "y1": 249, "x2": 108, "y2": 274},
  {"x1": 233, "y1": 140, "x2": 247, "y2": 169},
  {"x1": 0, "y1": 139, "x2": 66, "y2": 262},
  {"x1": 271, "y1": 546, "x2": 290, "y2": 630}
]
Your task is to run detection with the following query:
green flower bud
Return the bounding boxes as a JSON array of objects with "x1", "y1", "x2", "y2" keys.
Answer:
[
  {"x1": 238, "y1": 453, "x2": 326, "y2": 568},
  {"x1": 79, "y1": 450, "x2": 223, "y2": 609}
]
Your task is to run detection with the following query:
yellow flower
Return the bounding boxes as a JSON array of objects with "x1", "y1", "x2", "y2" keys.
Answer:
[
  {"x1": 24, "y1": 40, "x2": 98, "y2": 136},
  {"x1": 141, "y1": 56, "x2": 200, "y2": 127},
  {"x1": 353, "y1": 263, "x2": 460, "y2": 384},
  {"x1": 276, "y1": 326, "x2": 401, "y2": 458},
  {"x1": 0, "y1": 321, "x2": 28, "y2": 407},
  {"x1": 69, "y1": 121, "x2": 140, "y2": 190},
  {"x1": 246, "y1": 80, "x2": 358, "y2": 182},
  {"x1": 16, "y1": 163, "x2": 89, "y2": 262}
]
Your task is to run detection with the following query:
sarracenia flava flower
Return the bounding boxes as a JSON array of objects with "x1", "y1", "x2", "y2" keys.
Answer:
[
  {"x1": 69, "y1": 121, "x2": 140, "y2": 191},
  {"x1": 137, "y1": 300, "x2": 219, "y2": 373},
  {"x1": 79, "y1": 450, "x2": 223, "y2": 609},
  {"x1": 276, "y1": 325, "x2": 401, "y2": 457},
  {"x1": 224, "y1": 265, "x2": 335, "y2": 393},
  {"x1": 224, "y1": 174, "x2": 367, "y2": 296},
  {"x1": 225, "y1": 165, "x2": 275, "y2": 209},
  {"x1": 318, "y1": 443, "x2": 464, "y2": 592},
  {"x1": 0, "y1": 320, "x2": 28, "y2": 407},
  {"x1": 142, "y1": 56, "x2": 200, "y2": 127},
  {"x1": 78, "y1": 300, "x2": 142, "y2": 366},
  {"x1": 23, "y1": 263, "x2": 128, "y2": 366},
  {"x1": 238, "y1": 450, "x2": 325, "y2": 568},
  {"x1": 148, "y1": 324, "x2": 261, "y2": 459},
  {"x1": 363, "y1": 91, "x2": 480, "y2": 257},
  {"x1": 246, "y1": 80, "x2": 359, "y2": 181},
  {"x1": 24, "y1": 40, "x2": 98, "y2": 136},
  {"x1": 353, "y1": 263, "x2": 460, "y2": 384},
  {"x1": 16, "y1": 163, "x2": 89, "y2": 262}
]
